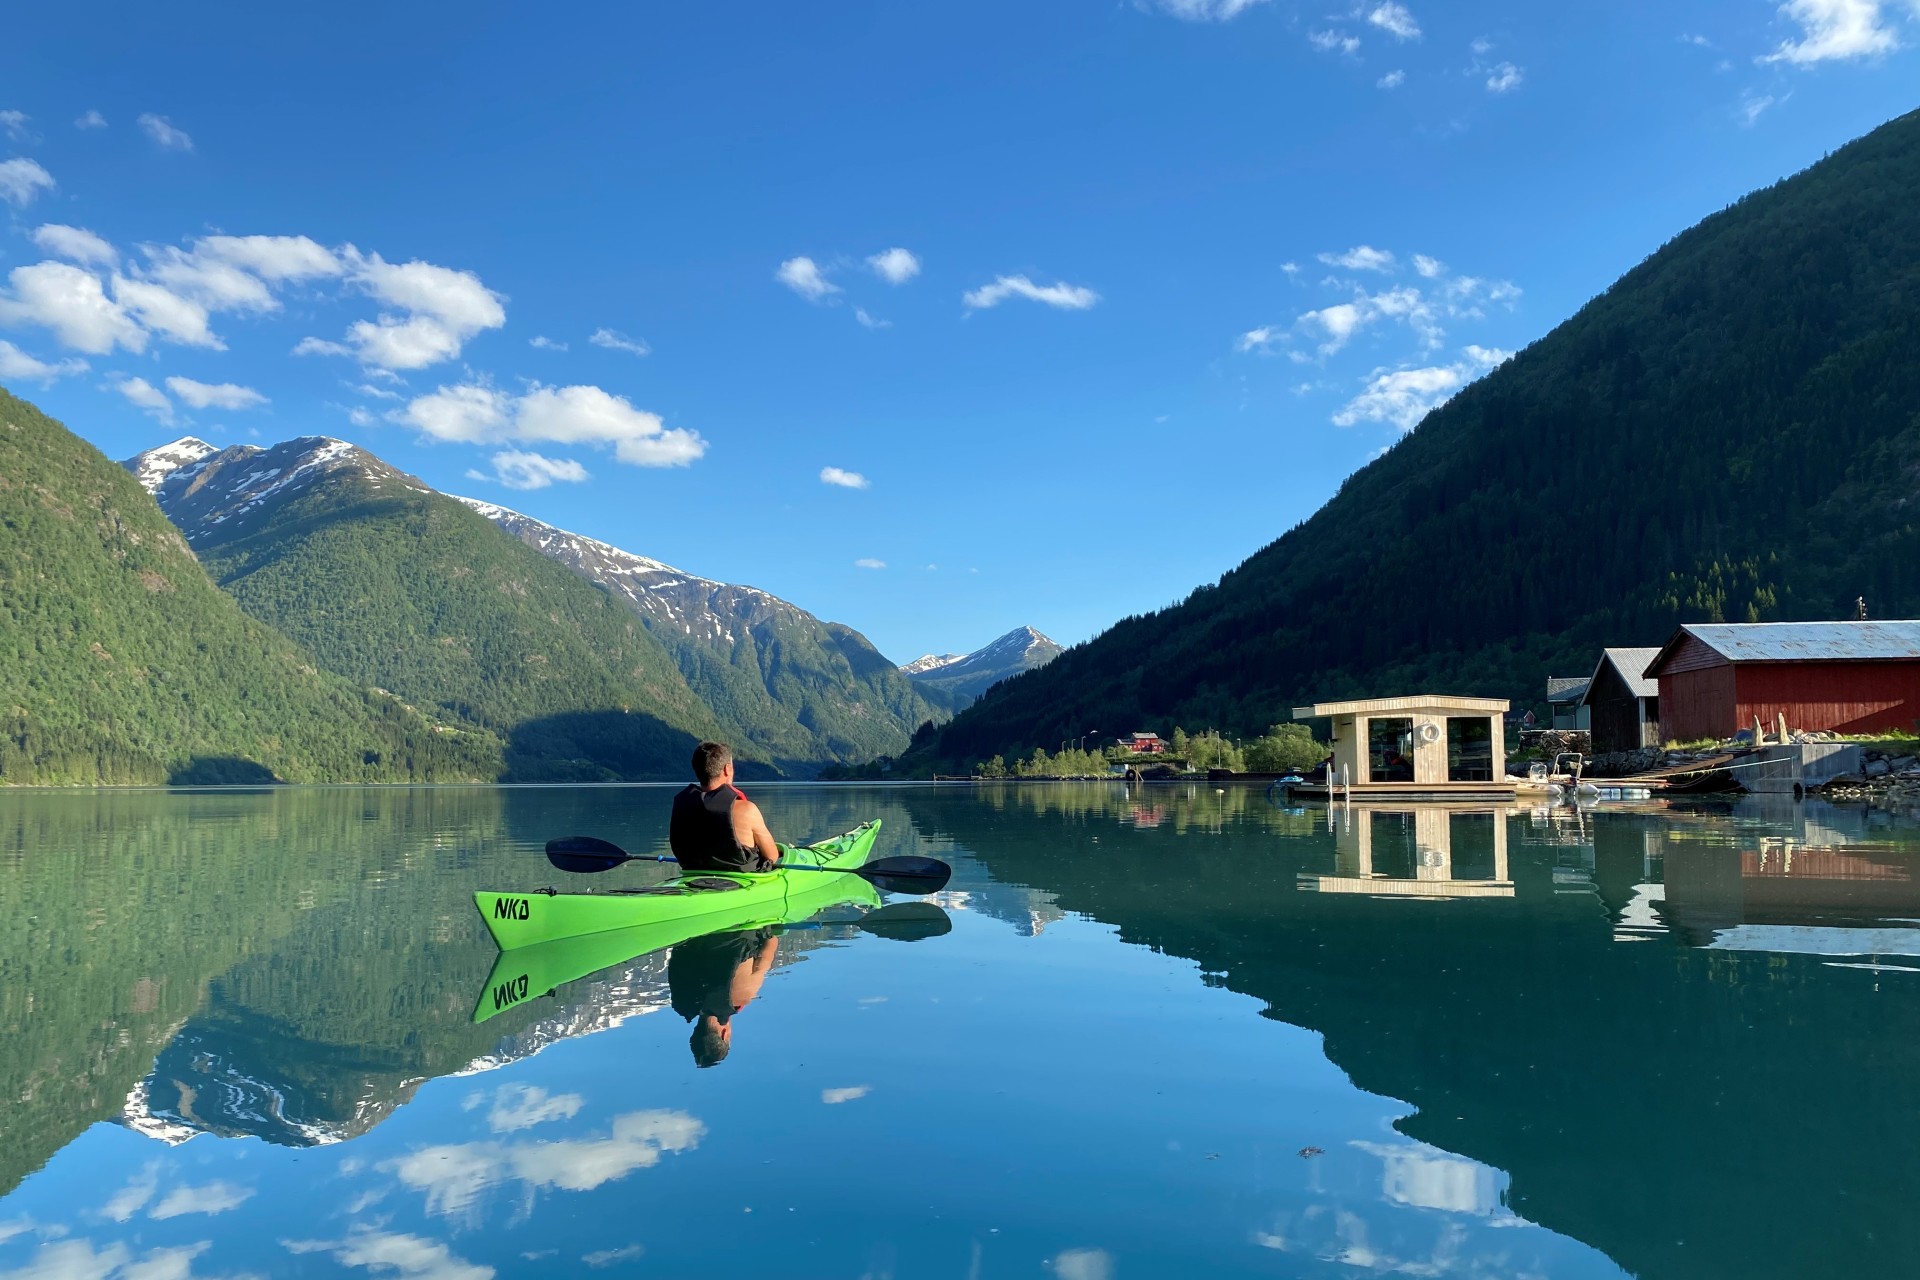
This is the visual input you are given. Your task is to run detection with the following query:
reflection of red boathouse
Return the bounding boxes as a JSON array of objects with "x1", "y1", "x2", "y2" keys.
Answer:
[{"x1": 1661, "y1": 841, "x2": 1920, "y2": 948}]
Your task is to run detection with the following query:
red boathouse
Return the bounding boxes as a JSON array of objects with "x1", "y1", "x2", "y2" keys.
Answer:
[{"x1": 1643, "y1": 621, "x2": 1920, "y2": 742}]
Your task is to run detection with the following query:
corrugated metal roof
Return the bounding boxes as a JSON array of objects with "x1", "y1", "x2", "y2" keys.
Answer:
[
  {"x1": 1595, "y1": 647, "x2": 1662, "y2": 699},
  {"x1": 1673, "y1": 621, "x2": 1920, "y2": 664},
  {"x1": 1546, "y1": 677, "x2": 1590, "y2": 703}
]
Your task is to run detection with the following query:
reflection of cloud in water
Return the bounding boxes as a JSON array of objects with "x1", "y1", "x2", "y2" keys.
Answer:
[
  {"x1": 1352, "y1": 1142, "x2": 1505, "y2": 1215},
  {"x1": 583, "y1": 1244, "x2": 645, "y2": 1268},
  {"x1": 385, "y1": 1110, "x2": 705, "y2": 1219},
  {"x1": 99, "y1": 1165, "x2": 252, "y2": 1224},
  {"x1": 1048, "y1": 1248, "x2": 1114, "y2": 1280},
  {"x1": 486, "y1": 1084, "x2": 583, "y2": 1133},
  {"x1": 821, "y1": 1086, "x2": 870, "y2": 1104},
  {"x1": 0, "y1": 1238, "x2": 221, "y2": 1280},
  {"x1": 286, "y1": 1230, "x2": 492, "y2": 1280},
  {"x1": 150, "y1": 1182, "x2": 254, "y2": 1221}
]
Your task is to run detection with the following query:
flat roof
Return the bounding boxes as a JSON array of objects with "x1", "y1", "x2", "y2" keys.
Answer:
[{"x1": 1293, "y1": 695, "x2": 1510, "y2": 719}]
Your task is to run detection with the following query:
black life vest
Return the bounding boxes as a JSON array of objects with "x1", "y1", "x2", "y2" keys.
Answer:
[{"x1": 669, "y1": 784, "x2": 766, "y2": 872}]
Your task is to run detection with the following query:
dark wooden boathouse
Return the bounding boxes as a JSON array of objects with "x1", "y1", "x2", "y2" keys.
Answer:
[
  {"x1": 1643, "y1": 621, "x2": 1920, "y2": 742},
  {"x1": 1582, "y1": 647, "x2": 1662, "y2": 753}
]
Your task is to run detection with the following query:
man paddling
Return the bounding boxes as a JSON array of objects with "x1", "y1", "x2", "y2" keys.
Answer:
[{"x1": 670, "y1": 741, "x2": 783, "y2": 872}]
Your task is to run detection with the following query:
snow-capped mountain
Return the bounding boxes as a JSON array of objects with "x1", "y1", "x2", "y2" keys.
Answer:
[
  {"x1": 901, "y1": 626, "x2": 1062, "y2": 706},
  {"x1": 901, "y1": 652, "x2": 966, "y2": 676},
  {"x1": 458, "y1": 496, "x2": 950, "y2": 767},
  {"x1": 124, "y1": 435, "x2": 419, "y2": 547}
]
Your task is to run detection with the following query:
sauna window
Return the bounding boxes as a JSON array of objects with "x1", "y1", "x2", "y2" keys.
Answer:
[
  {"x1": 1368, "y1": 718, "x2": 1414, "y2": 782},
  {"x1": 1447, "y1": 717, "x2": 1493, "y2": 782}
]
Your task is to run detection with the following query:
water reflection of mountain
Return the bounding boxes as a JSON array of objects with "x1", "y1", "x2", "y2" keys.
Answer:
[
  {"x1": 900, "y1": 785, "x2": 1920, "y2": 1280},
  {"x1": 0, "y1": 785, "x2": 1054, "y2": 1194}
]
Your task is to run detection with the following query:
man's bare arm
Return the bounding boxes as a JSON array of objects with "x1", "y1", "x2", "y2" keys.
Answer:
[{"x1": 735, "y1": 799, "x2": 782, "y2": 864}]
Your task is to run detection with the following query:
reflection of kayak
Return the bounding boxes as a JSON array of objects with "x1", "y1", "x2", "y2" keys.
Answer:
[
  {"x1": 475, "y1": 820, "x2": 883, "y2": 950},
  {"x1": 472, "y1": 868, "x2": 880, "y2": 1023}
]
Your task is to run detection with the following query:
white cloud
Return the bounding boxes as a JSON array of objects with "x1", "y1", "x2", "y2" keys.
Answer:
[
  {"x1": 1485, "y1": 61, "x2": 1524, "y2": 92},
  {"x1": 855, "y1": 558, "x2": 886, "y2": 569},
  {"x1": 1377, "y1": 69, "x2": 1406, "y2": 88},
  {"x1": 489, "y1": 1084, "x2": 585, "y2": 1131},
  {"x1": 1469, "y1": 36, "x2": 1493, "y2": 54},
  {"x1": 1309, "y1": 29, "x2": 1361, "y2": 53},
  {"x1": 821, "y1": 1086, "x2": 870, "y2": 1104},
  {"x1": 529, "y1": 335, "x2": 567, "y2": 350},
  {"x1": 348, "y1": 406, "x2": 376, "y2": 428},
  {"x1": 776, "y1": 256, "x2": 839, "y2": 301},
  {"x1": 1148, "y1": 0, "x2": 1268, "y2": 19},
  {"x1": 33, "y1": 224, "x2": 118, "y2": 268},
  {"x1": 114, "y1": 377, "x2": 174, "y2": 424},
  {"x1": 583, "y1": 1246, "x2": 645, "y2": 1269},
  {"x1": 1333, "y1": 344, "x2": 1510, "y2": 430},
  {"x1": 137, "y1": 113, "x2": 193, "y2": 151},
  {"x1": 1236, "y1": 325, "x2": 1283, "y2": 353},
  {"x1": 0, "y1": 339, "x2": 86, "y2": 382},
  {"x1": 962, "y1": 275, "x2": 1099, "y2": 311},
  {"x1": 0, "y1": 111, "x2": 30, "y2": 142},
  {"x1": 323, "y1": 250, "x2": 506, "y2": 370},
  {"x1": 103, "y1": 1167, "x2": 160, "y2": 1222},
  {"x1": 589, "y1": 327, "x2": 650, "y2": 357},
  {"x1": 0, "y1": 158, "x2": 55, "y2": 208},
  {"x1": 354, "y1": 381, "x2": 402, "y2": 400},
  {"x1": 1318, "y1": 246, "x2": 1396, "y2": 273},
  {"x1": 164, "y1": 377, "x2": 267, "y2": 410},
  {"x1": 820, "y1": 466, "x2": 869, "y2": 489},
  {"x1": 1761, "y1": 0, "x2": 1903, "y2": 63},
  {"x1": 854, "y1": 306, "x2": 889, "y2": 329},
  {"x1": 1680, "y1": 32, "x2": 1715, "y2": 47},
  {"x1": 399, "y1": 381, "x2": 705, "y2": 468},
  {"x1": 385, "y1": 1110, "x2": 704, "y2": 1222},
  {"x1": 1412, "y1": 254, "x2": 1446, "y2": 278},
  {"x1": 285, "y1": 1231, "x2": 494, "y2": 1280},
  {"x1": 0, "y1": 262, "x2": 146, "y2": 353},
  {"x1": 193, "y1": 234, "x2": 342, "y2": 284},
  {"x1": 111, "y1": 275, "x2": 219, "y2": 349},
  {"x1": 149, "y1": 1181, "x2": 253, "y2": 1220},
  {"x1": 1367, "y1": 3, "x2": 1421, "y2": 40},
  {"x1": 0, "y1": 1239, "x2": 223, "y2": 1280},
  {"x1": 1741, "y1": 91, "x2": 1780, "y2": 125},
  {"x1": 75, "y1": 109, "x2": 107, "y2": 129},
  {"x1": 866, "y1": 247, "x2": 921, "y2": 284}
]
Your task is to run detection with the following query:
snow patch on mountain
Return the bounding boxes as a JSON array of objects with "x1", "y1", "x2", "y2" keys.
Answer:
[{"x1": 127, "y1": 436, "x2": 217, "y2": 493}]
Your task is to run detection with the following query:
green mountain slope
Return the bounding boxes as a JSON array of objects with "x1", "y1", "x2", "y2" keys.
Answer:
[
  {"x1": 459, "y1": 498, "x2": 949, "y2": 774},
  {"x1": 133, "y1": 437, "x2": 744, "y2": 781},
  {"x1": 923, "y1": 106, "x2": 1920, "y2": 768},
  {"x1": 0, "y1": 389, "x2": 496, "y2": 784}
]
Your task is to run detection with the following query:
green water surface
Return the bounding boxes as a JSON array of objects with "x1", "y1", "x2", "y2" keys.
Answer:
[{"x1": 1, "y1": 783, "x2": 1915, "y2": 1278}]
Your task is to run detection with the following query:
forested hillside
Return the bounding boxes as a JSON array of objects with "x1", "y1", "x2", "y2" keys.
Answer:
[
  {"x1": 140, "y1": 438, "x2": 744, "y2": 781},
  {"x1": 922, "y1": 106, "x2": 1920, "y2": 769},
  {"x1": 0, "y1": 391, "x2": 496, "y2": 784},
  {"x1": 462, "y1": 498, "x2": 946, "y2": 772}
]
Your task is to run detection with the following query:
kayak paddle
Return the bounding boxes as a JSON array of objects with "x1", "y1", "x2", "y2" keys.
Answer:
[
  {"x1": 785, "y1": 901, "x2": 954, "y2": 941},
  {"x1": 544, "y1": 835, "x2": 952, "y2": 895}
]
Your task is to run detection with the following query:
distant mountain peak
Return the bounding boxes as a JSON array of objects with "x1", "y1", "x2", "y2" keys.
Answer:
[
  {"x1": 901, "y1": 625, "x2": 1062, "y2": 706},
  {"x1": 126, "y1": 436, "x2": 218, "y2": 493}
]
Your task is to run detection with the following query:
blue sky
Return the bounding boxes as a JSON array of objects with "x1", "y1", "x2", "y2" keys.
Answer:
[{"x1": 1, "y1": 1, "x2": 1915, "y2": 663}]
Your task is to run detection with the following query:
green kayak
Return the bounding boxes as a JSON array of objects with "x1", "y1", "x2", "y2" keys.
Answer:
[
  {"x1": 472, "y1": 867, "x2": 879, "y2": 1022},
  {"x1": 475, "y1": 819, "x2": 883, "y2": 950}
]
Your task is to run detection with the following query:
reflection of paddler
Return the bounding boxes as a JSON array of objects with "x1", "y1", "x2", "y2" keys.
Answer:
[{"x1": 669, "y1": 927, "x2": 779, "y2": 1068}]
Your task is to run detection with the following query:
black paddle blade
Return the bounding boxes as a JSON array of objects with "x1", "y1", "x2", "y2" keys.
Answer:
[
  {"x1": 545, "y1": 835, "x2": 634, "y2": 873},
  {"x1": 857, "y1": 901, "x2": 953, "y2": 942},
  {"x1": 857, "y1": 855, "x2": 952, "y2": 896}
]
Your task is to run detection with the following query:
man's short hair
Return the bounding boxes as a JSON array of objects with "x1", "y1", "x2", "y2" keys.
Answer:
[
  {"x1": 691, "y1": 741, "x2": 733, "y2": 785},
  {"x1": 690, "y1": 1019, "x2": 731, "y2": 1068}
]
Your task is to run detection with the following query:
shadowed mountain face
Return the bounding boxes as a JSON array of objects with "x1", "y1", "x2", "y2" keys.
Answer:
[
  {"x1": 124, "y1": 435, "x2": 740, "y2": 781},
  {"x1": 899, "y1": 785, "x2": 1920, "y2": 1280},
  {"x1": 921, "y1": 106, "x2": 1920, "y2": 767},
  {"x1": 901, "y1": 626, "x2": 1062, "y2": 708},
  {"x1": 460, "y1": 497, "x2": 949, "y2": 773}
]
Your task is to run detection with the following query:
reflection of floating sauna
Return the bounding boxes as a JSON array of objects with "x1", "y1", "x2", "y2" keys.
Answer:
[
  {"x1": 1291, "y1": 696, "x2": 1516, "y2": 801},
  {"x1": 1298, "y1": 807, "x2": 1515, "y2": 899}
]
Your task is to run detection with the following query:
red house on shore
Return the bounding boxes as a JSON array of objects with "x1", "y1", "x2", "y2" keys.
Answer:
[
  {"x1": 1119, "y1": 732, "x2": 1169, "y2": 755},
  {"x1": 1643, "y1": 621, "x2": 1920, "y2": 741}
]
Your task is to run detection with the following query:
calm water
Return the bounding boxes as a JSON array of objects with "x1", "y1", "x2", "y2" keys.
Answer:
[{"x1": 3, "y1": 783, "x2": 1918, "y2": 1279}]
